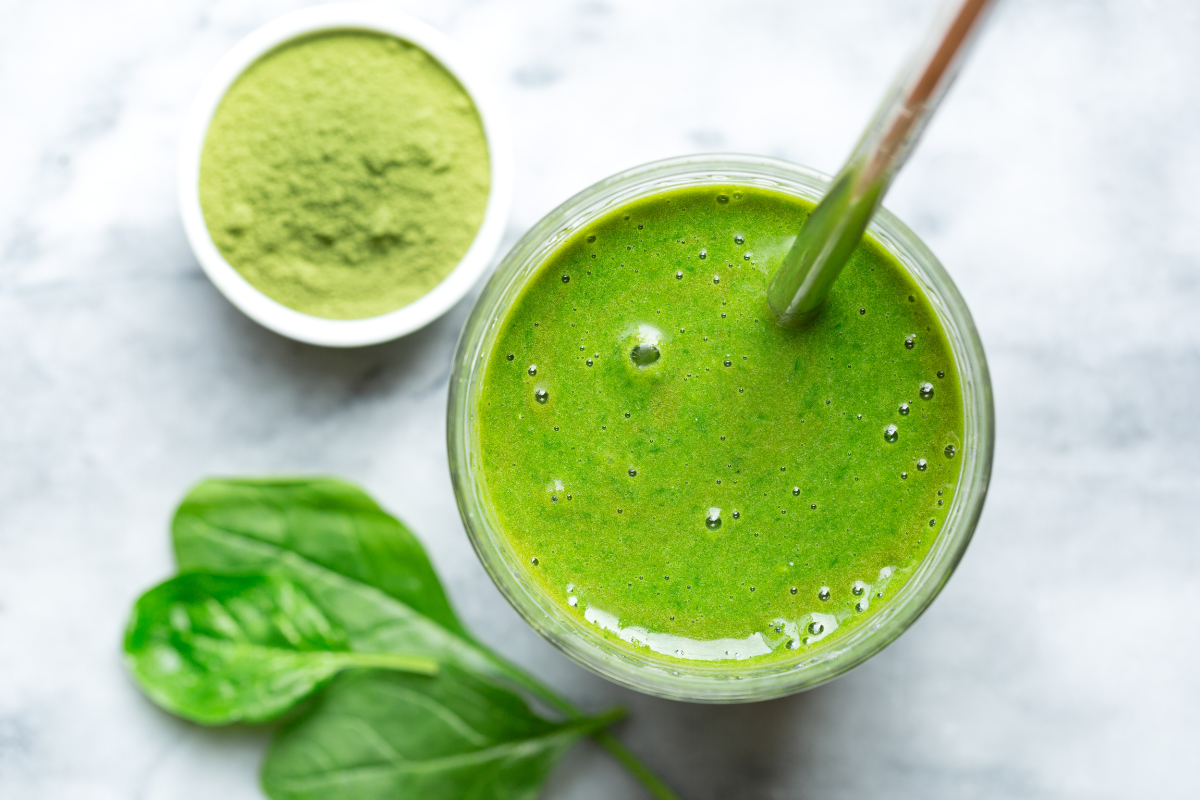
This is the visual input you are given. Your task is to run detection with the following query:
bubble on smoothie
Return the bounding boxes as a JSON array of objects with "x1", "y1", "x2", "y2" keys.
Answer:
[
  {"x1": 792, "y1": 486, "x2": 800, "y2": 496},
  {"x1": 705, "y1": 508, "x2": 723, "y2": 530},
  {"x1": 734, "y1": 234, "x2": 745, "y2": 245},
  {"x1": 808, "y1": 621, "x2": 825, "y2": 635},
  {"x1": 884, "y1": 424, "x2": 899, "y2": 443},
  {"x1": 945, "y1": 444, "x2": 957, "y2": 458},
  {"x1": 586, "y1": 235, "x2": 596, "y2": 243},
  {"x1": 917, "y1": 458, "x2": 928, "y2": 471},
  {"x1": 790, "y1": 586, "x2": 798, "y2": 595},
  {"x1": 676, "y1": 270, "x2": 683, "y2": 279},
  {"x1": 786, "y1": 639, "x2": 799, "y2": 650},
  {"x1": 586, "y1": 358, "x2": 593, "y2": 366},
  {"x1": 732, "y1": 510, "x2": 740, "y2": 519},
  {"x1": 531, "y1": 557, "x2": 539, "y2": 566},
  {"x1": 919, "y1": 382, "x2": 935, "y2": 399},
  {"x1": 699, "y1": 249, "x2": 707, "y2": 259},
  {"x1": 528, "y1": 364, "x2": 537, "y2": 376},
  {"x1": 628, "y1": 468, "x2": 637, "y2": 477},
  {"x1": 724, "y1": 359, "x2": 732, "y2": 367},
  {"x1": 562, "y1": 274, "x2": 570, "y2": 283},
  {"x1": 535, "y1": 389, "x2": 549, "y2": 404},
  {"x1": 713, "y1": 275, "x2": 720, "y2": 284},
  {"x1": 626, "y1": 324, "x2": 663, "y2": 368},
  {"x1": 901, "y1": 471, "x2": 908, "y2": 480},
  {"x1": 506, "y1": 353, "x2": 514, "y2": 361},
  {"x1": 899, "y1": 402, "x2": 910, "y2": 415},
  {"x1": 631, "y1": 343, "x2": 660, "y2": 366},
  {"x1": 818, "y1": 586, "x2": 831, "y2": 601},
  {"x1": 717, "y1": 194, "x2": 729, "y2": 204},
  {"x1": 852, "y1": 581, "x2": 867, "y2": 597},
  {"x1": 743, "y1": 252, "x2": 752, "y2": 261},
  {"x1": 905, "y1": 335, "x2": 916, "y2": 349},
  {"x1": 568, "y1": 595, "x2": 578, "y2": 607}
]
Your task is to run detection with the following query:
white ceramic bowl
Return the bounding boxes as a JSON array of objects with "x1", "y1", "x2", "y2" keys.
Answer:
[{"x1": 178, "y1": 4, "x2": 513, "y2": 347}]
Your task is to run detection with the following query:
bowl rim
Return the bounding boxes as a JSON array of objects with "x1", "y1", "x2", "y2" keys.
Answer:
[
  {"x1": 177, "y1": 3, "x2": 512, "y2": 347},
  {"x1": 448, "y1": 153, "x2": 995, "y2": 702}
]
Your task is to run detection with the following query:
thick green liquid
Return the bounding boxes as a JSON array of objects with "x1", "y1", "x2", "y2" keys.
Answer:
[{"x1": 477, "y1": 186, "x2": 963, "y2": 666}]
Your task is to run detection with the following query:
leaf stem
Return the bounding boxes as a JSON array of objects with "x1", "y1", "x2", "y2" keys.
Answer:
[
  {"x1": 487, "y1": 656, "x2": 682, "y2": 800},
  {"x1": 592, "y1": 731, "x2": 680, "y2": 800},
  {"x1": 340, "y1": 652, "x2": 439, "y2": 675}
]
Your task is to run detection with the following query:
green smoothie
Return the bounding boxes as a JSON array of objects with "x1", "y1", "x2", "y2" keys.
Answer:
[{"x1": 476, "y1": 185, "x2": 962, "y2": 666}]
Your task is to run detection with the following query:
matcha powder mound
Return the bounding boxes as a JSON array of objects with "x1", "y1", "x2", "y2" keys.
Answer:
[{"x1": 199, "y1": 31, "x2": 491, "y2": 320}]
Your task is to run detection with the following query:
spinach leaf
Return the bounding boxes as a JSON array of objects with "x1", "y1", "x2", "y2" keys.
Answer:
[
  {"x1": 262, "y1": 667, "x2": 619, "y2": 800},
  {"x1": 163, "y1": 477, "x2": 681, "y2": 800},
  {"x1": 173, "y1": 478, "x2": 464, "y2": 632},
  {"x1": 171, "y1": 478, "x2": 502, "y2": 679},
  {"x1": 124, "y1": 572, "x2": 437, "y2": 724}
]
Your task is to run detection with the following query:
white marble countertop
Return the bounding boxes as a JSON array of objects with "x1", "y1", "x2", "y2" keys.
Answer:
[{"x1": 2, "y1": 1, "x2": 1199, "y2": 797}]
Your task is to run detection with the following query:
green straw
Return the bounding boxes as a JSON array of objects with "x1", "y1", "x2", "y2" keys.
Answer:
[{"x1": 768, "y1": 0, "x2": 998, "y2": 326}]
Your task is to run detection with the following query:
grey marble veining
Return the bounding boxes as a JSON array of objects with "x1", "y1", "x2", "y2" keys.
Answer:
[{"x1": 2, "y1": 1, "x2": 1199, "y2": 798}]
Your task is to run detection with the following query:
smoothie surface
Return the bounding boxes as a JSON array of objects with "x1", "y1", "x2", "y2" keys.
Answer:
[{"x1": 476, "y1": 185, "x2": 963, "y2": 665}]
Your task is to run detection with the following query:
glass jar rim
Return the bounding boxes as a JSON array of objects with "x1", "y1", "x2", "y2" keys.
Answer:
[{"x1": 448, "y1": 153, "x2": 994, "y2": 702}]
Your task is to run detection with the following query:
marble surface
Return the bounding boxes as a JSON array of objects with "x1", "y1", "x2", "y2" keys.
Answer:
[{"x1": 2, "y1": 0, "x2": 1199, "y2": 797}]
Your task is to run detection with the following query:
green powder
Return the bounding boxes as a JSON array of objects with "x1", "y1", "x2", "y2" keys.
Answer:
[{"x1": 199, "y1": 31, "x2": 491, "y2": 320}]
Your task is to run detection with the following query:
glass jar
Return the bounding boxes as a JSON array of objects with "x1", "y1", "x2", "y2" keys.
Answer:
[{"x1": 448, "y1": 154, "x2": 993, "y2": 702}]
